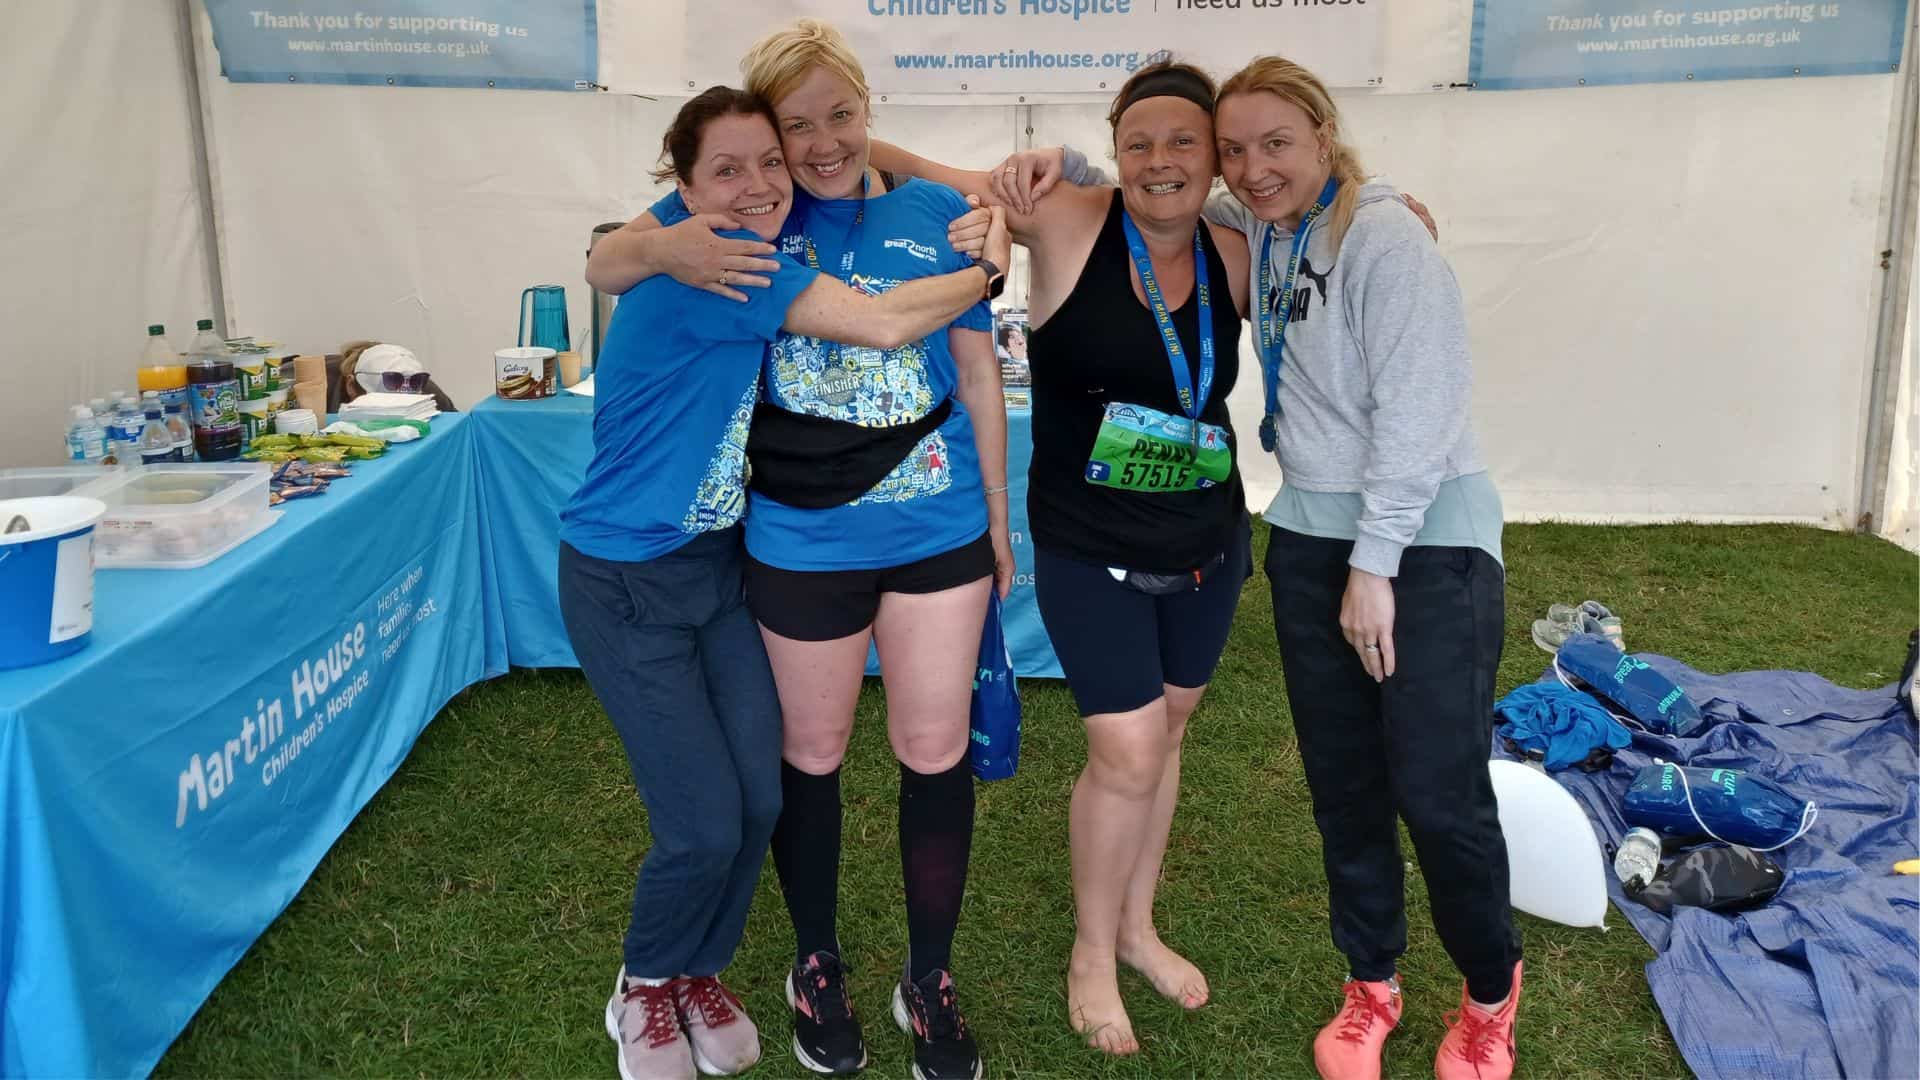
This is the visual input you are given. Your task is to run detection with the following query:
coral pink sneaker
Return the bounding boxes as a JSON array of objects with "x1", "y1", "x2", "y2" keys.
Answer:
[
  {"x1": 1435, "y1": 962, "x2": 1523, "y2": 1080},
  {"x1": 1312, "y1": 977, "x2": 1403, "y2": 1080}
]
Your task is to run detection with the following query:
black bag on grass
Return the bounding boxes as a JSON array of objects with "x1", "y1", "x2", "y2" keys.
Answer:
[{"x1": 1629, "y1": 843, "x2": 1785, "y2": 916}]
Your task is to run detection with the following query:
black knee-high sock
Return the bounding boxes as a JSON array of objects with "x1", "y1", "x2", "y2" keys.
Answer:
[
  {"x1": 900, "y1": 758, "x2": 975, "y2": 981},
  {"x1": 771, "y1": 762, "x2": 842, "y2": 964}
]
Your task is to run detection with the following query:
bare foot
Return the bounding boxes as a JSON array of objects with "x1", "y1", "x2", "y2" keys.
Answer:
[
  {"x1": 1067, "y1": 948, "x2": 1140, "y2": 1056},
  {"x1": 1118, "y1": 931, "x2": 1210, "y2": 1010}
]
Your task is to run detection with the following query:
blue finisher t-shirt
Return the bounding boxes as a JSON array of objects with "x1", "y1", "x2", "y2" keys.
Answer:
[
  {"x1": 559, "y1": 232, "x2": 820, "y2": 563},
  {"x1": 651, "y1": 178, "x2": 993, "y2": 571}
]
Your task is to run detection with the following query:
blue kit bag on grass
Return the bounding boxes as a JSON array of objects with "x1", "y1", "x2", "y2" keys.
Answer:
[
  {"x1": 969, "y1": 593, "x2": 1021, "y2": 781},
  {"x1": 1623, "y1": 762, "x2": 1817, "y2": 850},
  {"x1": 1554, "y1": 633, "x2": 1708, "y2": 736}
]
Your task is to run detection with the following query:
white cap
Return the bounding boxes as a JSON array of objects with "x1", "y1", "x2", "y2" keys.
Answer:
[
  {"x1": 354, "y1": 343, "x2": 423, "y2": 394},
  {"x1": 71, "y1": 405, "x2": 93, "y2": 422}
]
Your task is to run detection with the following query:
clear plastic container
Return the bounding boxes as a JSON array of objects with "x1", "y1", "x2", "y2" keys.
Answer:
[
  {"x1": 89, "y1": 463, "x2": 273, "y2": 567},
  {"x1": 0, "y1": 466, "x2": 120, "y2": 502}
]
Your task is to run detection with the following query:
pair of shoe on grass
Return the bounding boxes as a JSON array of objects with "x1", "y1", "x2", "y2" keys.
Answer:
[{"x1": 1531, "y1": 600, "x2": 1624, "y2": 654}]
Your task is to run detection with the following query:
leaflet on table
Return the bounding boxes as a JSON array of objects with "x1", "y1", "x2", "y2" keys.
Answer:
[{"x1": 173, "y1": 559, "x2": 442, "y2": 827}]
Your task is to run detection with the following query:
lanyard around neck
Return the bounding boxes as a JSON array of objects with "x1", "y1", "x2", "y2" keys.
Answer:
[
  {"x1": 1119, "y1": 209, "x2": 1214, "y2": 430},
  {"x1": 1256, "y1": 177, "x2": 1338, "y2": 440},
  {"x1": 801, "y1": 171, "x2": 869, "y2": 283}
]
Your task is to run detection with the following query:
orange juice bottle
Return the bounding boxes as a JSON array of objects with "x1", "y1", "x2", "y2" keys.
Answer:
[{"x1": 137, "y1": 324, "x2": 189, "y2": 413}]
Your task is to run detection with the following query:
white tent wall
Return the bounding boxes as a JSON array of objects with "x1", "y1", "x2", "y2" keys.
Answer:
[
  {"x1": 191, "y1": 0, "x2": 1019, "y2": 424},
  {"x1": 3, "y1": 2, "x2": 1912, "y2": 535},
  {"x1": 1020, "y1": 73, "x2": 1898, "y2": 520},
  {"x1": 0, "y1": 1, "x2": 218, "y2": 469},
  {"x1": 190, "y1": 1, "x2": 652, "y2": 411}
]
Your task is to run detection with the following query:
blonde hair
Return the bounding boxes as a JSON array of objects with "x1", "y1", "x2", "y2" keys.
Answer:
[
  {"x1": 1219, "y1": 56, "x2": 1366, "y2": 254},
  {"x1": 740, "y1": 18, "x2": 869, "y2": 112}
]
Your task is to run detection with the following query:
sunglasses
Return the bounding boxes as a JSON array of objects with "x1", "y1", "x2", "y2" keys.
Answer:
[{"x1": 379, "y1": 370, "x2": 432, "y2": 393}]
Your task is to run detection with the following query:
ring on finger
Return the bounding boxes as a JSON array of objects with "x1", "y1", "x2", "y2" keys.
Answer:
[
  {"x1": 1003, "y1": 164, "x2": 1018, "y2": 174},
  {"x1": 1364, "y1": 643, "x2": 1381, "y2": 652},
  {"x1": 718, "y1": 269, "x2": 730, "y2": 285}
]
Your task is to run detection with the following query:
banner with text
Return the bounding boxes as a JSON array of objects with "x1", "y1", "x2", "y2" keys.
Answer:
[
  {"x1": 1470, "y1": 0, "x2": 1909, "y2": 89},
  {"x1": 205, "y1": 0, "x2": 597, "y2": 90},
  {"x1": 682, "y1": 0, "x2": 1386, "y2": 98}
]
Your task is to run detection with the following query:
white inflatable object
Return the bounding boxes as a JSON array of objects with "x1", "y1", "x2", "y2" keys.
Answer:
[{"x1": 1489, "y1": 759, "x2": 1610, "y2": 929}]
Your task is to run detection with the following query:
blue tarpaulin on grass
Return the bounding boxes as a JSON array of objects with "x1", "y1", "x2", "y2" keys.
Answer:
[{"x1": 1512, "y1": 655, "x2": 1918, "y2": 1080}]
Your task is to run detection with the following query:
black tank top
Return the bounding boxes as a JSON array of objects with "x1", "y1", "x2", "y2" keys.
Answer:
[{"x1": 1026, "y1": 189, "x2": 1244, "y2": 573}]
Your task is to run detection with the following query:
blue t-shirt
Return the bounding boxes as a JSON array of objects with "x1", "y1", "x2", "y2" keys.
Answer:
[
  {"x1": 651, "y1": 179, "x2": 993, "y2": 571},
  {"x1": 558, "y1": 233, "x2": 820, "y2": 563}
]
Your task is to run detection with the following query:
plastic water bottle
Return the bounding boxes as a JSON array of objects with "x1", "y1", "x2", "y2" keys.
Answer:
[
  {"x1": 106, "y1": 393, "x2": 145, "y2": 465},
  {"x1": 66, "y1": 405, "x2": 107, "y2": 463},
  {"x1": 164, "y1": 401, "x2": 196, "y2": 462},
  {"x1": 1613, "y1": 827, "x2": 1663, "y2": 892},
  {"x1": 89, "y1": 397, "x2": 110, "y2": 422},
  {"x1": 138, "y1": 392, "x2": 177, "y2": 464}
]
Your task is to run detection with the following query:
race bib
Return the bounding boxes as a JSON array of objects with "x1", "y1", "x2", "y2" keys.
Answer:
[{"x1": 1084, "y1": 402, "x2": 1231, "y2": 493}]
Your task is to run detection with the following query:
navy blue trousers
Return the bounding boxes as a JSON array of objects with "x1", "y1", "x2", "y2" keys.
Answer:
[{"x1": 559, "y1": 530, "x2": 782, "y2": 977}]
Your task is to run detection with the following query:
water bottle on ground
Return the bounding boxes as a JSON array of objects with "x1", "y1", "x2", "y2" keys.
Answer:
[
  {"x1": 164, "y1": 401, "x2": 196, "y2": 462},
  {"x1": 1613, "y1": 827, "x2": 1663, "y2": 893},
  {"x1": 66, "y1": 405, "x2": 107, "y2": 463},
  {"x1": 138, "y1": 392, "x2": 177, "y2": 464}
]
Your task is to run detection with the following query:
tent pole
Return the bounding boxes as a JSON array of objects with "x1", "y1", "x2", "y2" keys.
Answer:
[
  {"x1": 1858, "y1": 10, "x2": 1919, "y2": 533},
  {"x1": 176, "y1": 0, "x2": 230, "y2": 338}
]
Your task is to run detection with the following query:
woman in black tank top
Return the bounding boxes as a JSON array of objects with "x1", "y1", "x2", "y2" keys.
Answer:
[
  {"x1": 868, "y1": 60, "x2": 1254, "y2": 1059},
  {"x1": 1026, "y1": 187, "x2": 1245, "y2": 574}
]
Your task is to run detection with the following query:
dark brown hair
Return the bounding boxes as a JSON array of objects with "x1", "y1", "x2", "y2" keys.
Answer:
[
  {"x1": 1106, "y1": 59, "x2": 1217, "y2": 133},
  {"x1": 651, "y1": 85, "x2": 778, "y2": 184}
]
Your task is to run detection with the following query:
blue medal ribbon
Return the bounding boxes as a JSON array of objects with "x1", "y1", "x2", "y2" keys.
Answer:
[
  {"x1": 1118, "y1": 210, "x2": 1213, "y2": 447},
  {"x1": 801, "y1": 173, "x2": 870, "y2": 374},
  {"x1": 1255, "y1": 177, "x2": 1338, "y2": 453}
]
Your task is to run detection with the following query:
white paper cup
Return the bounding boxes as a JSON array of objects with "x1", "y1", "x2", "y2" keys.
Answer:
[{"x1": 275, "y1": 408, "x2": 319, "y2": 435}]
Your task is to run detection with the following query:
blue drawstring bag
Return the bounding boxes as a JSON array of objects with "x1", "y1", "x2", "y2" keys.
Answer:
[
  {"x1": 969, "y1": 594, "x2": 1021, "y2": 781},
  {"x1": 1623, "y1": 762, "x2": 1817, "y2": 850},
  {"x1": 1553, "y1": 633, "x2": 1708, "y2": 737}
]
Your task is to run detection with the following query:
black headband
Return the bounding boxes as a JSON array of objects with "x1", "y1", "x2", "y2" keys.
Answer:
[{"x1": 1113, "y1": 68, "x2": 1215, "y2": 122}]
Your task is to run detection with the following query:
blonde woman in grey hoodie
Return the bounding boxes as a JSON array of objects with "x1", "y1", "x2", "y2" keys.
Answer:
[{"x1": 982, "y1": 55, "x2": 1524, "y2": 1080}]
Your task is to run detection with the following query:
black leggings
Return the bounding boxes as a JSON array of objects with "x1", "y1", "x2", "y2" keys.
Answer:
[{"x1": 1264, "y1": 525, "x2": 1521, "y2": 1003}]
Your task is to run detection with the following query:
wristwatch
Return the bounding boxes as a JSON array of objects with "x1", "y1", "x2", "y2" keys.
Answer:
[{"x1": 975, "y1": 257, "x2": 1006, "y2": 301}]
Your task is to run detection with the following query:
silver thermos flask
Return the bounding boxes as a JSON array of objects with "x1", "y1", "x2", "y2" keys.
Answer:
[{"x1": 588, "y1": 221, "x2": 624, "y2": 370}]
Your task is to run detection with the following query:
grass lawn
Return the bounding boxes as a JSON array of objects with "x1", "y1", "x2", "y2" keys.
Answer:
[{"x1": 158, "y1": 524, "x2": 1916, "y2": 1079}]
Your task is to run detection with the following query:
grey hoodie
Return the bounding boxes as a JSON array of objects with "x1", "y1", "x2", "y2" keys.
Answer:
[
  {"x1": 1210, "y1": 181, "x2": 1492, "y2": 576},
  {"x1": 1061, "y1": 151, "x2": 1497, "y2": 576}
]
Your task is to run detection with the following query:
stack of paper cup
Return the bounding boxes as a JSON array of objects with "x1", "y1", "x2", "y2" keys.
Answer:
[{"x1": 292, "y1": 355, "x2": 328, "y2": 423}]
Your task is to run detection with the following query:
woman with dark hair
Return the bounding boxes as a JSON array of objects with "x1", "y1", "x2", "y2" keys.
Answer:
[
  {"x1": 588, "y1": 20, "x2": 1011, "y2": 1080},
  {"x1": 560, "y1": 85, "x2": 1006, "y2": 1080},
  {"x1": 870, "y1": 60, "x2": 1252, "y2": 1057}
]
